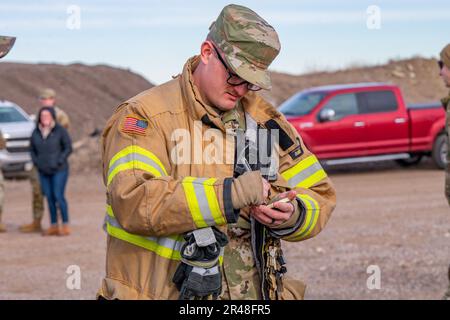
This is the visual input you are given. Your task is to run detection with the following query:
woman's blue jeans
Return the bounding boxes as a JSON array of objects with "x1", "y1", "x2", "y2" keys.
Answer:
[{"x1": 39, "y1": 168, "x2": 69, "y2": 225}]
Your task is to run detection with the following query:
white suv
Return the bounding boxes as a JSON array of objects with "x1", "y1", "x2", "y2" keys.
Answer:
[{"x1": 0, "y1": 100, "x2": 35, "y2": 178}]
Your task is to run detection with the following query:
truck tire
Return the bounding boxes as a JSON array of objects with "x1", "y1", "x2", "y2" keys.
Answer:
[
  {"x1": 396, "y1": 154, "x2": 423, "y2": 167},
  {"x1": 432, "y1": 133, "x2": 447, "y2": 170}
]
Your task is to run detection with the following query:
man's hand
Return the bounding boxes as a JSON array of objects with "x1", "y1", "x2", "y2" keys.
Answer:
[
  {"x1": 250, "y1": 190, "x2": 297, "y2": 227},
  {"x1": 261, "y1": 177, "x2": 271, "y2": 199}
]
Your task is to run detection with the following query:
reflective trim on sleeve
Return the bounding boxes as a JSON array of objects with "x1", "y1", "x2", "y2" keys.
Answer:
[
  {"x1": 104, "y1": 205, "x2": 224, "y2": 265},
  {"x1": 182, "y1": 177, "x2": 227, "y2": 228},
  {"x1": 107, "y1": 145, "x2": 168, "y2": 185},
  {"x1": 284, "y1": 194, "x2": 320, "y2": 241},
  {"x1": 281, "y1": 155, "x2": 327, "y2": 189},
  {"x1": 105, "y1": 205, "x2": 184, "y2": 260}
]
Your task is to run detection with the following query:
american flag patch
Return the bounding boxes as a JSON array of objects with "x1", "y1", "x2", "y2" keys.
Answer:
[{"x1": 122, "y1": 116, "x2": 148, "y2": 135}]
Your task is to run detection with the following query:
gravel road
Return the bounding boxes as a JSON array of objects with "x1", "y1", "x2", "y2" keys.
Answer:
[{"x1": 1, "y1": 161, "x2": 449, "y2": 299}]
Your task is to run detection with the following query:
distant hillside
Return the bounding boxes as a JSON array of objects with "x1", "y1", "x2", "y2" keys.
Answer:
[
  {"x1": 0, "y1": 62, "x2": 153, "y2": 140},
  {"x1": 1, "y1": 57, "x2": 447, "y2": 173},
  {"x1": 261, "y1": 57, "x2": 448, "y2": 107}
]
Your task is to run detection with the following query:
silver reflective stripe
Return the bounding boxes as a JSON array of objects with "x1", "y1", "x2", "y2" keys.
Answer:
[
  {"x1": 192, "y1": 178, "x2": 216, "y2": 226},
  {"x1": 104, "y1": 214, "x2": 185, "y2": 251},
  {"x1": 108, "y1": 153, "x2": 165, "y2": 177},
  {"x1": 295, "y1": 196, "x2": 318, "y2": 238},
  {"x1": 192, "y1": 265, "x2": 220, "y2": 276},
  {"x1": 287, "y1": 161, "x2": 324, "y2": 188}
]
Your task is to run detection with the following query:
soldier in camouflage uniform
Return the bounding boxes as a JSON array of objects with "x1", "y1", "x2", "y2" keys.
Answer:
[
  {"x1": 0, "y1": 36, "x2": 16, "y2": 232},
  {"x1": 439, "y1": 43, "x2": 450, "y2": 300},
  {"x1": 20, "y1": 88, "x2": 70, "y2": 233}
]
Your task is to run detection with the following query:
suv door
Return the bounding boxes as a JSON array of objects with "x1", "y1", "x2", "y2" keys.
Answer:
[
  {"x1": 310, "y1": 92, "x2": 368, "y2": 158},
  {"x1": 357, "y1": 90, "x2": 409, "y2": 155}
]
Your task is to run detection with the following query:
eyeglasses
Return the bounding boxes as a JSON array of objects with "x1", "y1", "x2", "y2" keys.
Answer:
[
  {"x1": 438, "y1": 60, "x2": 444, "y2": 70},
  {"x1": 211, "y1": 44, "x2": 262, "y2": 91}
]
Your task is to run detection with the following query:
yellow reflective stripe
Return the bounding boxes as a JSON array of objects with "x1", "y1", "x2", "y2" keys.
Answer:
[
  {"x1": 106, "y1": 205, "x2": 113, "y2": 218},
  {"x1": 296, "y1": 169, "x2": 327, "y2": 189},
  {"x1": 281, "y1": 155, "x2": 327, "y2": 189},
  {"x1": 109, "y1": 145, "x2": 167, "y2": 175},
  {"x1": 107, "y1": 161, "x2": 162, "y2": 186},
  {"x1": 104, "y1": 205, "x2": 225, "y2": 265},
  {"x1": 182, "y1": 177, "x2": 226, "y2": 228},
  {"x1": 105, "y1": 205, "x2": 183, "y2": 260},
  {"x1": 107, "y1": 145, "x2": 168, "y2": 186},
  {"x1": 106, "y1": 223, "x2": 182, "y2": 260},
  {"x1": 285, "y1": 194, "x2": 320, "y2": 241},
  {"x1": 282, "y1": 155, "x2": 317, "y2": 181},
  {"x1": 203, "y1": 178, "x2": 226, "y2": 226},
  {"x1": 182, "y1": 177, "x2": 208, "y2": 228}
]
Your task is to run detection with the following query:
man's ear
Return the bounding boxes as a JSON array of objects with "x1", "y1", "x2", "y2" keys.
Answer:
[{"x1": 200, "y1": 41, "x2": 214, "y2": 64}]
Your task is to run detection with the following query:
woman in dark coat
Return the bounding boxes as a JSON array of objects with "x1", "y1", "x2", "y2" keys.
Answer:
[{"x1": 30, "y1": 107, "x2": 72, "y2": 236}]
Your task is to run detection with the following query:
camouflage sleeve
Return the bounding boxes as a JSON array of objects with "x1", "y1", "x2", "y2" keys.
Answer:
[
  {"x1": 56, "y1": 107, "x2": 70, "y2": 130},
  {"x1": 0, "y1": 132, "x2": 5, "y2": 150}
]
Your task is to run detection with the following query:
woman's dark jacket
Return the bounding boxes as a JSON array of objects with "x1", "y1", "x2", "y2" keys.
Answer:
[{"x1": 30, "y1": 124, "x2": 72, "y2": 175}]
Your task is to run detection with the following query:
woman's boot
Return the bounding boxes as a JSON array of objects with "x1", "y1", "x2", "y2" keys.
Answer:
[{"x1": 42, "y1": 224, "x2": 60, "y2": 236}]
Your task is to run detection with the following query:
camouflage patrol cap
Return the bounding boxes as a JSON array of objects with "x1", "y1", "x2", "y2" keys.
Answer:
[
  {"x1": 0, "y1": 36, "x2": 16, "y2": 59},
  {"x1": 39, "y1": 88, "x2": 56, "y2": 99},
  {"x1": 207, "y1": 4, "x2": 281, "y2": 90},
  {"x1": 440, "y1": 44, "x2": 450, "y2": 69}
]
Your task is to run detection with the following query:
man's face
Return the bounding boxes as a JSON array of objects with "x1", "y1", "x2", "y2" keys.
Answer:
[
  {"x1": 39, "y1": 97, "x2": 55, "y2": 107},
  {"x1": 199, "y1": 42, "x2": 250, "y2": 111}
]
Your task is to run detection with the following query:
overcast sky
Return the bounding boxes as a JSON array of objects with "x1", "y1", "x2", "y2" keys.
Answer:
[{"x1": 1, "y1": 0, "x2": 449, "y2": 85}]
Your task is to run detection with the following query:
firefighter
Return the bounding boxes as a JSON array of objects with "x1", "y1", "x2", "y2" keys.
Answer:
[{"x1": 98, "y1": 4, "x2": 336, "y2": 300}]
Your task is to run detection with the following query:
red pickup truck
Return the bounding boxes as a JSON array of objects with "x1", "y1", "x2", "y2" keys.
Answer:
[{"x1": 279, "y1": 83, "x2": 447, "y2": 168}]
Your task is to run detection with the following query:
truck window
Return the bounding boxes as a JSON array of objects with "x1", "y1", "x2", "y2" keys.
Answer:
[
  {"x1": 279, "y1": 92, "x2": 325, "y2": 116},
  {"x1": 322, "y1": 93, "x2": 358, "y2": 120},
  {"x1": 358, "y1": 90, "x2": 398, "y2": 113},
  {"x1": 0, "y1": 107, "x2": 28, "y2": 123}
]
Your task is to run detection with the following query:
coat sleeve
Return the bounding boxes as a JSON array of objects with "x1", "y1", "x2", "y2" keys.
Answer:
[
  {"x1": 265, "y1": 115, "x2": 336, "y2": 242},
  {"x1": 30, "y1": 132, "x2": 38, "y2": 166},
  {"x1": 102, "y1": 102, "x2": 238, "y2": 238},
  {"x1": 58, "y1": 127, "x2": 72, "y2": 165}
]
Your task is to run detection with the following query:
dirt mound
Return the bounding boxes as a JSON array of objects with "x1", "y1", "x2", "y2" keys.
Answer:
[
  {"x1": 1, "y1": 57, "x2": 447, "y2": 174},
  {"x1": 261, "y1": 57, "x2": 448, "y2": 106},
  {"x1": 0, "y1": 62, "x2": 153, "y2": 141}
]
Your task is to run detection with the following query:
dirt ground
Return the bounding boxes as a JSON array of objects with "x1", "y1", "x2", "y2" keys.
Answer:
[{"x1": 0, "y1": 160, "x2": 449, "y2": 300}]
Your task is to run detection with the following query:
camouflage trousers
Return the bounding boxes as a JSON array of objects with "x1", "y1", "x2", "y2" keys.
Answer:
[
  {"x1": 0, "y1": 169, "x2": 4, "y2": 222},
  {"x1": 29, "y1": 166, "x2": 44, "y2": 220},
  {"x1": 220, "y1": 224, "x2": 261, "y2": 300}
]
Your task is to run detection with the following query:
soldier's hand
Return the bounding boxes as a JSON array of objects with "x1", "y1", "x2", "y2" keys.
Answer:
[{"x1": 250, "y1": 190, "x2": 297, "y2": 227}]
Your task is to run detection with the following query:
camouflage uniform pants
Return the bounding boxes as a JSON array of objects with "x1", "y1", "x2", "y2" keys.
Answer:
[
  {"x1": 29, "y1": 166, "x2": 44, "y2": 220},
  {"x1": 0, "y1": 169, "x2": 4, "y2": 222}
]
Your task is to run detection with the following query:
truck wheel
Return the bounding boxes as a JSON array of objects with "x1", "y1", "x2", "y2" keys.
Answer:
[
  {"x1": 432, "y1": 133, "x2": 447, "y2": 170},
  {"x1": 396, "y1": 154, "x2": 423, "y2": 167}
]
